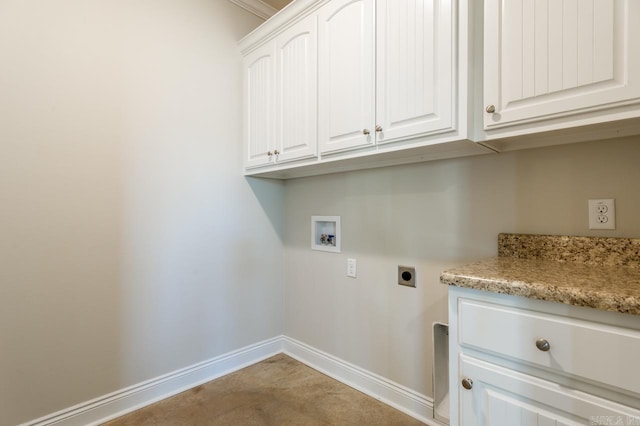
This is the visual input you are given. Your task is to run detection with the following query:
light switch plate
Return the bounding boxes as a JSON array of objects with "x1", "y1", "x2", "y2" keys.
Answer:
[{"x1": 347, "y1": 258, "x2": 357, "y2": 278}]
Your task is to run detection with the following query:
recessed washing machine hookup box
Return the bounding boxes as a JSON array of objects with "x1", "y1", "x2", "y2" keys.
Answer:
[{"x1": 311, "y1": 216, "x2": 341, "y2": 253}]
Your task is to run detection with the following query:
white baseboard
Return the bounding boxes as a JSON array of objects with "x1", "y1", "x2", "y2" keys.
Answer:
[
  {"x1": 23, "y1": 336, "x2": 440, "y2": 426},
  {"x1": 282, "y1": 336, "x2": 439, "y2": 426},
  {"x1": 22, "y1": 336, "x2": 284, "y2": 426}
]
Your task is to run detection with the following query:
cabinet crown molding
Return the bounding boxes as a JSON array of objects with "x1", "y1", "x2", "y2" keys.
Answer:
[
  {"x1": 239, "y1": 0, "x2": 327, "y2": 54},
  {"x1": 228, "y1": 0, "x2": 278, "y2": 20}
]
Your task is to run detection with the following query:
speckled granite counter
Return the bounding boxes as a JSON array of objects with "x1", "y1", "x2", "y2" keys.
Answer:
[{"x1": 441, "y1": 234, "x2": 640, "y2": 315}]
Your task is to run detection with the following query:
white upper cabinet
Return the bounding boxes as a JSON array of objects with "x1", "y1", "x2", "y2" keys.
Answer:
[
  {"x1": 240, "y1": 0, "x2": 640, "y2": 177},
  {"x1": 483, "y1": 0, "x2": 640, "y2": 131},
  {"x1": 240, "y1": 0, "x2": 490, "y2": 178},
  {"x1": 244, "y1": 43, "x2": 276, "y2": 168},
  {"x1": 243, "y1": 13, "x2": 318, "y2": 169},
  {"x1": 318, "y1": 0, "x2": 457, "y2": 154},
  {"x1": 376, "y1": 0, "x2": 453, "y2": 144},
  {"x1": 275, "y1": 14, "x2": 318, "y2": 162},
  {"x1": 318, "y1": 0, "x2": 375, "y2": 154}
]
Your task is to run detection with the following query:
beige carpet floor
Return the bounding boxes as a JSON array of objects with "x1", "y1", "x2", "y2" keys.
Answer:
[{"x1": 103, "y1": 353, "x2": 424, "y2": 425}]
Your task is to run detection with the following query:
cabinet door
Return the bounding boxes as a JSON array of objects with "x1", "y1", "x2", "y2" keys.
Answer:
[
  {"x1": 484, "y1": 0, "x2": 640, "y2": 130},
  {"x1": 376, "y1": 0, "x2": 454, "y2": 144},
  {"x1": 318, "y1": 0, "x2": 375, "y2": 154},
  {"x1": 459, "y1": 356, "x2": 640, "y2": 426},
  {"x1": 244, "y1": 43, "x2": 276, "y2": 168},
  {"x1": 275, "y1": 14, "x2": 318, "y2": 163}
]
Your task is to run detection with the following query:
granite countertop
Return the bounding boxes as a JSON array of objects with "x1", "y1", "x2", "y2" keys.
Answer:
[{"x1": 441, "y1": 234, "x2": 640, "y2": 315}]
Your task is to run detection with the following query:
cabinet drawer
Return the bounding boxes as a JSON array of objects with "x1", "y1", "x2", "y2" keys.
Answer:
[{"x1": 458, "y1": 298, "x2": 640, "y2": 395}]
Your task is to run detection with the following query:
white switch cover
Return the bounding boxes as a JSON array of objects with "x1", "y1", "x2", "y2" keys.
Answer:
[
  {"x1": 589, "y1": 199, "x2": 615, "y2": 230},
  {"x1": 347, "y1": 258, "x2": 357, "y2": 278}
]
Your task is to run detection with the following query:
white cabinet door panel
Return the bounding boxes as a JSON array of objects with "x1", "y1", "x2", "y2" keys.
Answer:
[
  {"x1": 376, "y1": 0, "x2": 454, "y2": 144},
  {"x1": 244, "y1": 43, "x2": 276, "y2": 168},
  {"x1": 318, "y1": 0, "x2": 375, "y2": 154},
  {"x1": 459, "y1": 356, "x2": 640, "y2": 426},
  {"x1": 484, "y1": 0, "x2": 640, "y2": 129},
  {"x1": 276, "y1": 15, "x2": 318, "y2": 163}
]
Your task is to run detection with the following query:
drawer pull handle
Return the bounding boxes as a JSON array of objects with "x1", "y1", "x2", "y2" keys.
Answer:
[
  {"x1": 536, "y1": 338, "x2": 551, "y2": 352},
  {"x1": 461, "y1": 377, "x2": 473, "y2": 390}
]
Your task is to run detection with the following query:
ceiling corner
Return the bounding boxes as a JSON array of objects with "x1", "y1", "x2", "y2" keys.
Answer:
[{"x1": 228, "y1": 0, "x2": 278, "y2": 20}]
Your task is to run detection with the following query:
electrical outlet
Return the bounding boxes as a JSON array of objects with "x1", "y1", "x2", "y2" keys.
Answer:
[
  {"x1": 589, "y1": 199, "x2": 615, "y2": 230},
  {"x1": 347, "y1": 258, "x2": 357, "y2": 278},
  {"x1": 398, "y1": 266, "x2": 416, "y2": 287}
]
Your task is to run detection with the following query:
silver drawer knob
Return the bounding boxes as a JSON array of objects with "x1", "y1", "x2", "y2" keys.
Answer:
[
  {"x1": 485, "y1": 104, "x2": 496, "y2": 114},
  {"x1": 461, "y1": 377, "x2": 473, "y2": 390},
  {"x1": 267, "y1": 151, "x2": 273, "y2": 156},
  {"x1": 375, "y1": 125, "x2": 383, "y2": 132},
  {"x1": 536, "y1": 338, "x2": 551, "y2": 352},
  {"x1": 274, "y1": 149, "x2": 280, "y2": 155},
  {"x1": 362, "y1": 129, "x2": 370, "y2": 135}
]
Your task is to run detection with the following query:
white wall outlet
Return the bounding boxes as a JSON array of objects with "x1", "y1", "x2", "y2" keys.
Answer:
[
  {"x1": 588, "y1": 199, "x2": 615, "y2": 230},
  {"x1": 347, "y1": 258, "x2": 357, "y2": 278}
]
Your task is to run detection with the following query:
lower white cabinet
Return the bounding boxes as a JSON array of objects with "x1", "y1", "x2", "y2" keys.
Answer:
[
  {"x1": 460, "y1": 356, "x2": 639, "y2": 426},
  {"x1": 449, "y1": 287, "x2": 640, "y2": 426}
]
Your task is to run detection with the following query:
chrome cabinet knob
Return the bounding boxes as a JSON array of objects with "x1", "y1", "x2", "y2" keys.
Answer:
[
  {"x1": 461, "y1": 377, "x2": 473, "y2": 390},
  {"x1": 536, "y1": 338, "x2": 551, "y2": 352},
  {"x1": 274, "y1": 149, "x2": 280, "y2": 155},
  {"x1": 485, "y1": 104, "x2": 496, "y2": 113},
  {"x1": 363, "y1": 129, "x2": 370, "y2": 135},
  {"x1": 375, "y1": 125, "x2": 383, "y2": 132},
  {"x1": 267, "y1": 151, "x2": 273, "y2": 156}
]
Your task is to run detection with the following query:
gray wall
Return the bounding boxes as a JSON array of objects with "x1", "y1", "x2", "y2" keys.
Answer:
[
  {"x1": 283, "y1": 137, "x2": 640, "y2": 397},
  {"x1": 0, "y1": 2, "x2": 284, "y2": 424}
]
